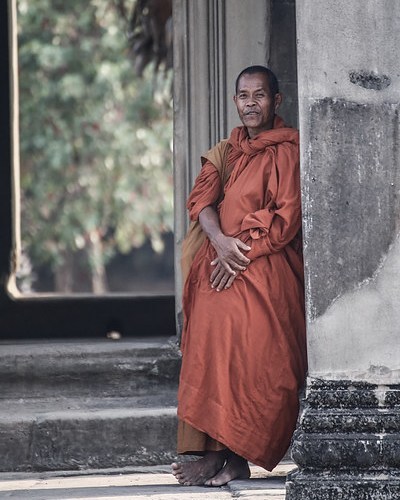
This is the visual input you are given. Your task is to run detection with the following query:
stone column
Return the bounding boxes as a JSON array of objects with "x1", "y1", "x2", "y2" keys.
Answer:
[{"x1": 287, "y1": 1, "x2": 400, "y2": 498}]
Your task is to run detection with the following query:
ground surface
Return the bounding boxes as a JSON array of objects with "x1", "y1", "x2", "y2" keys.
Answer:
[{"x1": 0, "y1": 462, "x2": 294, "y2": 499}]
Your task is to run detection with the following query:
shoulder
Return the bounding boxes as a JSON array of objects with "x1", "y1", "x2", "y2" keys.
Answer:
[{"x1": 201, "y1": 139, "x2": 230, "y2": 170}]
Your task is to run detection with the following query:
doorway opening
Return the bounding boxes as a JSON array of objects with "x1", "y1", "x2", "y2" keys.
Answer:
[{"x1": 15, "y1": 0, "x2": 174, "y2": 296}]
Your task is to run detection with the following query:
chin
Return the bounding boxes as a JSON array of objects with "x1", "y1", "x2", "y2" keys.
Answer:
[{"x1": 243, "y1": 118, "x2": 261, "y2": 128}]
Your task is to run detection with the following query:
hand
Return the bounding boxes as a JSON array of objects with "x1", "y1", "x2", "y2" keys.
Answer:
[
  {"x1": 210, "y1": 259, "x2": 239, "y2": 291},
  {"x1": 211, "y1": 234, "x2": 251, "y2": 275}
]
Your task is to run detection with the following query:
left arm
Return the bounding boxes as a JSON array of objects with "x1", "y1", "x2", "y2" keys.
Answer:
[
  {"x1": 210, "y1": 142, "x2": 301, "y2": 290},
  {"x1": 243, "y1": 142, "x2": 301, "y2": 260}
]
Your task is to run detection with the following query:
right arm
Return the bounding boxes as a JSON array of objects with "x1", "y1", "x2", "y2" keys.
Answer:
[
  {"x1": 187, "y1": 160, "x2": 250, "y2": 290},
  {"x1": 199, "y1": 206, "x2": 250, "y2": 290}
]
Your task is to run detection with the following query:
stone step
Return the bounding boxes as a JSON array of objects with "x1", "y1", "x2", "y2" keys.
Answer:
[
  {"x1": 0, "y1": 337, "x2": 181, "y2": 399},
  {"x1": 0, "y1": 397, "x2": 178, "y2": 472},
  {"x1": 0, "y1": 338, "x2": 181, "y2": 472}
]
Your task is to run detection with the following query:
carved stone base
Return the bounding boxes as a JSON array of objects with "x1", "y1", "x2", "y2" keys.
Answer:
[
  {"x1": 286, "y1": 379, "x2": 400, "y2": 499},
  {"x1": 287, "y1": 472, "x2": 400, "y2": 500}
]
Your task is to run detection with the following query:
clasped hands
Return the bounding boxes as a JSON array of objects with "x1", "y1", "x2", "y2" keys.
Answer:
[{"x1": 210, "y1": 234, "x2": 251, "y2": 291}]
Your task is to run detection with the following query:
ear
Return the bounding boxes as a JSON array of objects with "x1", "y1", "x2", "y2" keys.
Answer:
[
  {"x1": 233, "y1": 94, "x2": 237, "y2": 105},
  {"x1": 274, "y1": 93, "x2": 283, "y2": 111}
]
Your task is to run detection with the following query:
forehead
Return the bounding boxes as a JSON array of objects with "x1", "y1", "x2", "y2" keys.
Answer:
[{"x1": 237, "y1": 72, "x2": 270, "y2": 92}]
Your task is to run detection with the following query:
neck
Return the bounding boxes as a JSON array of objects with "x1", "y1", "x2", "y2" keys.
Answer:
[{"x1": 246, "y1": 117, "x2": 275, "y2": 139}]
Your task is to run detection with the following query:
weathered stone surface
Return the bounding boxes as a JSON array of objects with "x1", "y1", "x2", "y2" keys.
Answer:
[
  {"x1": 0, "y1": 338, "x2": 181, "y2": 399},
  {"x1": 292, "y1": 432, "x2": 400, "y2": 469},
  {"x1": 287, "y1": 380, "x2": 400, "y2": 499},
  {"x1": 286, "y1": 472, "x2": 400, "y2": 500},
  {"x1": 349, "y1": 70, "x2": 391, "y2": 91},
  {"x1": 29, "y1": 409, "x2": 178, "y2": 471},
  {"x1": 307, "y1": 386, "x2": 379, "y2": 409},
  {"x1": 302, "y1": 409, "x2": 400, "y2": 433},
  {"x1": 0, "y1": 421, "x2": 32, "y2": 471},
  {"x1": 385, "y1": 387, "x2": 400, "y2": 407},
  {"x1": 303, "y1": 99, "x2": 400, "y2": 320},
  {"x1": 0, "y1": 338, "x2": 180, "y2": 472}
]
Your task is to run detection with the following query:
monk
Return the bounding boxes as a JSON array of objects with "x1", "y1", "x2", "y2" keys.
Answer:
[{"x1": 172, "y1": 65, "x2": 307, "y2": 487}]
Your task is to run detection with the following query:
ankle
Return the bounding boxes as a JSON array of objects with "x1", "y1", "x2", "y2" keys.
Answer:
[{"x1": 205, "y1": 450, "x2": 228, "y2": 464}]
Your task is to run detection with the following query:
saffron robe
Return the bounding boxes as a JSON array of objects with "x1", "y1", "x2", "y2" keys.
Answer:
[{"x1": 177, "y1": 117, "x2": 307, "y2": 471}]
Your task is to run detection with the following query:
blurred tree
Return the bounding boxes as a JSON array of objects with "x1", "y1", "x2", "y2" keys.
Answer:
[
  {"x1": 126, "y1": 0, "x2": 173, "y2": 76},
  {"x1": 17, "y1": 0, "x2": 173, "y2": 293}
]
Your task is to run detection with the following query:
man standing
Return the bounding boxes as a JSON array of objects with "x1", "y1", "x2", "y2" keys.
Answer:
[{"x1": 172, "y1": 66, "x2": 307, "y2": 487}]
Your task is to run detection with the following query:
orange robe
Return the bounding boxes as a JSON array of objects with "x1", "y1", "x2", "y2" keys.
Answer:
[{"x1": 177, "y1": 117, "x2": 307, "y2": 471}]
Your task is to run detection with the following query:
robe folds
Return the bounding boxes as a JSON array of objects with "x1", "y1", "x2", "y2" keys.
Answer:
[{"x1": 177, "y1": 116, "x2": 307, "y2": 471}]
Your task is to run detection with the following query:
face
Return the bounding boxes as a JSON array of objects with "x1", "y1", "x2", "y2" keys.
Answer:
[{"x1": 234, "y1": 72, "x2": 282, "y2": 138}]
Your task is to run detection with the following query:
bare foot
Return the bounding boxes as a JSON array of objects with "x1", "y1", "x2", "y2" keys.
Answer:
[
  {"x1": 171, "y1": 451, "x2": 226, "y2": 486},
  {"x1": 204, "y1": 453, "x2": 250, "y2": 486}
]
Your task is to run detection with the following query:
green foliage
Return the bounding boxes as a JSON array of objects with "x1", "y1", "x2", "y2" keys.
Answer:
[{"x1": 17, "y1": 0, "x2": 173, "y2": 289}]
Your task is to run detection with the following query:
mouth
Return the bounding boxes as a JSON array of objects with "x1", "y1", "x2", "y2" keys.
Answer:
[{"x1": 244, "y1": 111, "x2": 259, "y2": 116}]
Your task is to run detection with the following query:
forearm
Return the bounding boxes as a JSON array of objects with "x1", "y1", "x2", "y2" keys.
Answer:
[
  {"x1": 198, "y1": 205, "x2": 251, "y2": 271},
  {"x1": 244, "y1": 211, "x2": 301, "y2": 260},
  {"x1": 198, "y1": 205, "x2": 224, "y2": 247}
]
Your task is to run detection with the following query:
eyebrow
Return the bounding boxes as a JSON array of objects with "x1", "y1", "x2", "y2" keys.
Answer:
[{"x1": 237, "y1": 87, "x2": 266, "y2": 93}]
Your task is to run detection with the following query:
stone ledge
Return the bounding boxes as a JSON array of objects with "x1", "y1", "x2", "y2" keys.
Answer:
[
  {"x1": 0, "y1": 407, "x2": 178, "y2": 472},
  {"x1": 292, "y1": 431, "x2": 400, "y2": 469},
  {"x1": 302, "y1": 408, "x2": 400, "y2": 433},
  {"x1": 287, "y1": 471, "x2": 400, "y2": 500}
]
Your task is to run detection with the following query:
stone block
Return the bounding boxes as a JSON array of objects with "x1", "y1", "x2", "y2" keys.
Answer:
[{"x1": 0, "y1": 421, "x2": 32, "y2": 471}]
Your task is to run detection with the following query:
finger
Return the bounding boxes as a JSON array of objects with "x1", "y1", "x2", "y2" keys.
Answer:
[
  {"x1": 211, "y1": 268, "x2": 225, "y2": 289},
  {"x1": 235, "y1": 252, "x2": 251, "y2": 265},
  {"x1": 230, "y1": 249, "x2": 251, "y2": 265},
  {"x1": 219, "y1": 260, "x2": 237, "y2": 275},
  {"x1": 235, "y1": 239, "x2": 251, "y2": 251},
  {"x1": 225, "y1": 273, "x2": 237, "y2": 289},
  {"x1": 228, "y1": 259, "x2": 248, "y2": 271},
  {"x1": 216, "y1": 272, "x2": 230, "y2": 291},
  {"x1": 210, "y1": 264, "x2": 222, "y2": 281},
  {"x1": 210, "y1": 258, "x2": 219, "y2": 266}
]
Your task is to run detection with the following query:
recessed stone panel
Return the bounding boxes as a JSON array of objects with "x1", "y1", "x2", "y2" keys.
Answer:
[{"x1": 303, "y1": 99, "x2": 400, "y2": 320}]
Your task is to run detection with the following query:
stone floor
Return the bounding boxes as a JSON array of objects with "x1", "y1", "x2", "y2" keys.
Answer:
[{"x1": 0, "y1": 462, "x2": 294, "y2": 499}]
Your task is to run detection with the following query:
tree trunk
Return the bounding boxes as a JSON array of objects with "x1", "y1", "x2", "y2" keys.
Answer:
[
  {"x1": 54, "y1": 249, "x2": 75, "y2": 293},
  {"x1": 88, "y1": 229, "x2": 108, "y2": 294}
]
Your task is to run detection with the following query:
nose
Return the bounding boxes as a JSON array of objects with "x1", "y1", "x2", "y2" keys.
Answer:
[{"x1": 245, "y1": 99, "x2": 256, "y2": 107}]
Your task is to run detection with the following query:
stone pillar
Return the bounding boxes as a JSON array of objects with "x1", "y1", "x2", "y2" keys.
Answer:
[{"x1": 287, "y1": 1, "x2": 400, "y2": 498}]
